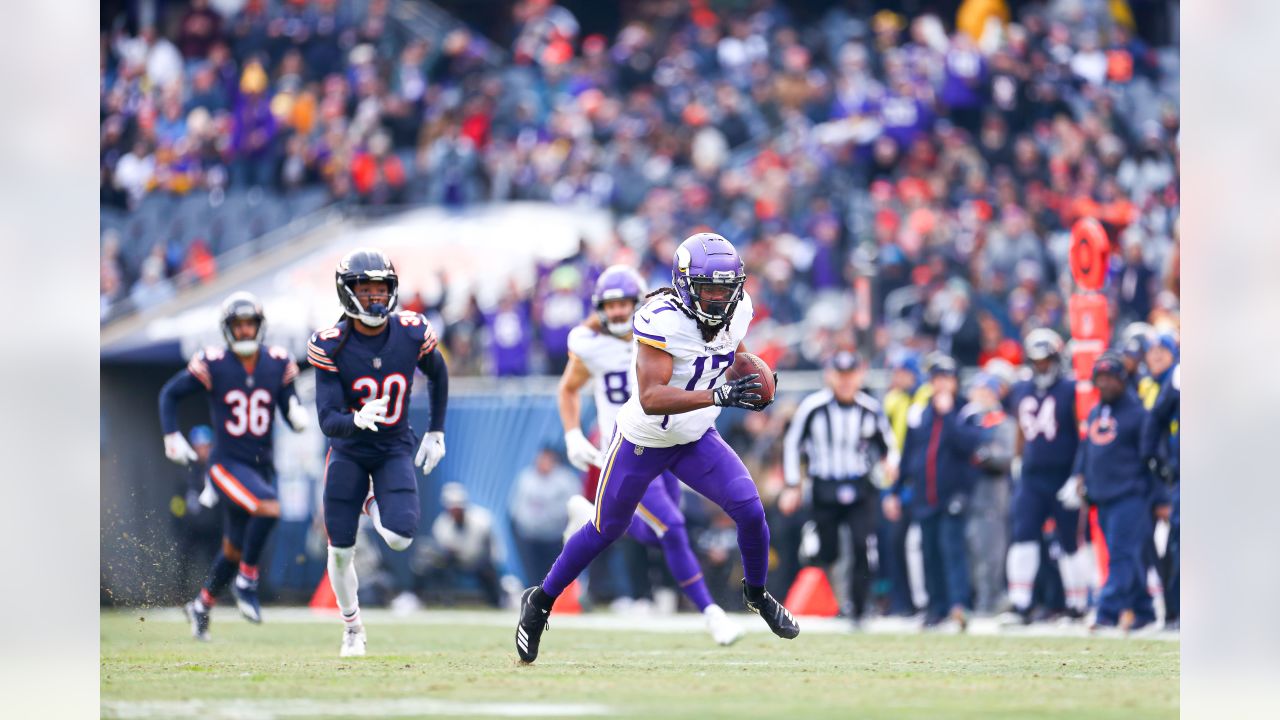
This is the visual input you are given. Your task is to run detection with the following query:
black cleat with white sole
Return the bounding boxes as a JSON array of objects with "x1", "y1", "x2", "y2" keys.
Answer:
[
  {"x1": 742, "y1": 580, "x2": 800, "y2": 639},
  {"x1": 232, "y1": 575, "x2": 263, "y2": 624},
  {"x1": 184, "y1": 601, "x2": 211, "y2": 641},
  {"x1": 515, "y1": 587, "x2": 551, "y2": 663}
]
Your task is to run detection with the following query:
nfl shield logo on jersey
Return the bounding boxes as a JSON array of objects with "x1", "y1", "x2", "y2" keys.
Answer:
[{"x1": 372, "y1": 357, "x2": 382, "y2": 369}]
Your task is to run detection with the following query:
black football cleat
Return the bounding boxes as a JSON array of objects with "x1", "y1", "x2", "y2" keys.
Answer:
[
  {"x1": 516, "y1": 587, "x2": 551, "y2": 663},
  {"x1": 742, "y1": 580, "x2": 799, "y2": 639},
  {"x1": 184, "y1": 601, "x2": 211, "y2": 641},
  {"x1": 232, "y1": 575, "x2": 263, "y2": 624}
]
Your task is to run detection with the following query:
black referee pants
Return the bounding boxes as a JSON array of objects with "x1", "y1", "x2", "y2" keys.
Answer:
[{"x1": 811, "y1": 478, "x2": 879, "y2": 620}]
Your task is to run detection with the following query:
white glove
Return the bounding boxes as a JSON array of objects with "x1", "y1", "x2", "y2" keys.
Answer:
[
  {"x1": 416, "y1": 431, "x2": 446, "y2": 474},
  {"x1": 353, "y1": 395, "x2": 390, "y2": 432},
  {"x1": 1057, "y1": 475, "x2": 1083, "y2": 510},
  {"x1": 164, "y1": 432, "x2": 198, "y2": 466},
  {"x1": 564, "y1": 428, "x2": 604, "y2": 471},
  {"x1": 198, "y1": 477, "x2": 219, "y2": 508},
  {"x1": 287, "y1": 395, "x2": 312, "y2": 432}
]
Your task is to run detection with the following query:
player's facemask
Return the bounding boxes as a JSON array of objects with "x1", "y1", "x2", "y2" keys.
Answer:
[
  {"x1": 220, "y1": 293, "x2": 266, "y2": 357},
  {"x1": 1031, "y1": 358, "x2": 1060, "y2": 392},
  {"x1": 598, "y1": 300, "x2": 638, "y2": 337},
  {"x1": 341, "y1": 279, "x2": 398, "y2": 328},
  {"x1": 229, "y1": 324, "x2": 261, "y2": 357},
  {"x1": 686, "y1": 277, "x2": 743, "y2": 326}
]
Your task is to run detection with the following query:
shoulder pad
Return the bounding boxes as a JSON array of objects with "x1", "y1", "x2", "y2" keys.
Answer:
[
  {"x1": 307, "y1": 327, "x2": 342, "y2": 373},
  {"x1": 633, "y1": 297, "x2": 684, "y2": 350},
  {"x1": 392, "y1": 312, "x2": 439, "y2": 358},
  {"x1": 567, "y1": 324, "x2": 599, "y2": 354},
  {"x1": 187, "y1": 347, "x2": 219, "y2": 390},
  {"x1": 268, "y1": 345, "x2": 300, "y2": 384}
]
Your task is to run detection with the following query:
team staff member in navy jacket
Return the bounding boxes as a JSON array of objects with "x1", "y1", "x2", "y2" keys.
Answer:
[
  {"x1": 1071, "y1": 352, "x2": 1167, "y2": 631},
  {"x1": 885, "y1": 354, "x2": 989, "y2": 629}
]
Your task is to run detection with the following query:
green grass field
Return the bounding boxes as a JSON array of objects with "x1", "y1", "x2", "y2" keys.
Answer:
[{"x1": 102, "y1": 610, "x2": 1178, "y2": 719}]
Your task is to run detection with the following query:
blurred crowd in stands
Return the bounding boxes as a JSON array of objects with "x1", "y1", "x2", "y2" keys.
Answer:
[{"x1": 102, "y1": 0, "x2": 1179, "y2": 380}]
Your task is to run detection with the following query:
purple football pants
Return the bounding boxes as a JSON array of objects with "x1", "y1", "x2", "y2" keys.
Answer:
[
  {"x1": 544, "y1": 428, "x2": 769, "y2": 598},
  {"x1": 619, "y1": 470, "x2": 714, "y2": 611}
]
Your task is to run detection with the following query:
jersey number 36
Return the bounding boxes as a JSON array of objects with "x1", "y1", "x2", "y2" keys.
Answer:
[{"x1": 224, "y1": 389, "x2": 272, "y2": 437}]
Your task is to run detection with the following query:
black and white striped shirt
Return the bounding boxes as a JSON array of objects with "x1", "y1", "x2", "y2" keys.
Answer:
[{"x1": 783, "y1": 389, "x2": 897, "y2": 487}]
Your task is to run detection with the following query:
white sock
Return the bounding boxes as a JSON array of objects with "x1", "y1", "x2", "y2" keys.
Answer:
[
  {"x1": 327, "y1": 545, "x2": 361, "y2": 626},
  {"x1": 1077, "y1": 542, "x2": 1100, "y2": 594},
  {"x1": 1007, "y1": 542, "x2": 1040, "y2": 611},
  {"x1": 365, "y1": 497, "x2": 414, "y2": 551},
  {"x1": 905, "y1": 523, "x2": 928, "y2": 611},
  {"x1": 1057, "y1": 549, "x2": 1089, "y2": 612}
]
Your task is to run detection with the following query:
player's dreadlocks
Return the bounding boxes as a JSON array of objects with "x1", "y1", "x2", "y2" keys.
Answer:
[
  {"x1": 330, "y1": 315, "x2": 354, "y2": 359},
  {"x1": 646, "y1": 287, "x2": 734, "y2": 343}
]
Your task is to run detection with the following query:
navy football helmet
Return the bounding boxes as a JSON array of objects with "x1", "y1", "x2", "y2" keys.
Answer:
[
  {"x1": 336, "y1": 248, "x2": 399, "y2": 327},
  {"x1": 220, "y1": 291, "x2": 266, "y2": 357},
  {"x1": 1024, "y1": 327, "x2": 1064, "y2": 391}
]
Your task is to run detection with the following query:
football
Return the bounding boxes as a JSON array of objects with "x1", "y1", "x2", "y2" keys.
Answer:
[{"x1": 727, "y1": 352, "x2": 775, "y2": 405}]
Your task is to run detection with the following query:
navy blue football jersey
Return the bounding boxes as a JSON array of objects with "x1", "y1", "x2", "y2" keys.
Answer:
[
  {"x1": 159, "y1": 344, "x2": 300, "y2": 468},
  {"x1": 1010, "y1": 376, "x2": 1079, "y2": 478},
  {"x1": 309, "y1": 311, "x2": 440, "y2": 459}
]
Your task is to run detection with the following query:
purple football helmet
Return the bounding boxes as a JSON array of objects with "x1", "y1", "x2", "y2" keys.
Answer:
[
  {"x1": 672, "y1": 232, "x2": 745, "y2": 326},
  {"x1": 592, "y1": 265, "x2": 647, "y2": 336}
]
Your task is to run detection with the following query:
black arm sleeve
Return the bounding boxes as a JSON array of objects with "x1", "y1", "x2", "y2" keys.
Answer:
[
  {"x1": 316, "y1": 368, "x2": 358, "y2": 438},
  {"x1": 417, "y1": 350, "x2": 450, "y2": 433},
  {"x1": 158, "y1": 370, "x2": 205, "y2": 434}
]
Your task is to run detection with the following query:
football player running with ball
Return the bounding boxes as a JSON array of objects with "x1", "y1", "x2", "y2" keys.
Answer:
[
  {"x1": 517, "y1": 233, "x2": 798, "y2": 664},
  {"x1": 558, "y1": 264, "x2": 743, "y2": 646},
  {"x1": 159, "y1": 292, "x2": 310, "y2": 640},
  {"x1": 308, "y1": 249, "x2": 450, "y2": 657}
]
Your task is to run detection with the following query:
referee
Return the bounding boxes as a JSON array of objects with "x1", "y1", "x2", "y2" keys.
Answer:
[{"x1": 779, "y1": 350, "x2": 896, "y2": 625}]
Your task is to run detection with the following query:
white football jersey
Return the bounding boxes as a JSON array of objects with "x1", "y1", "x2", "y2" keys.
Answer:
[
  {"x1": 566, "y1": 325, "x2": 636, "y2": 443},
  {"x1": 614, "y1": 292, "x2": 755, "y2": 448}
]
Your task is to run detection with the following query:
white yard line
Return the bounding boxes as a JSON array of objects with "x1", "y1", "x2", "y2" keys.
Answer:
[
  {"x1": 118, "y1": 607, "x2": 1178, "y2": 642},
  {"x1": 101, "y1": 698, "x2": 612, "y2": 719}
]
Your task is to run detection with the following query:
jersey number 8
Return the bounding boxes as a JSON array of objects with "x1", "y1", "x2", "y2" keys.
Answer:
[{"x1": 603, "y1": 371, "x2": 630, "y2": 404}]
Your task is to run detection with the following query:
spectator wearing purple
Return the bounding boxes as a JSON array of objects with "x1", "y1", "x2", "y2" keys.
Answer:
[
  {"x1": 230, "y1": 61, "x2": 278, "y2": 189},
  {"x1": 878, "y1": 77, "x2": 935, "y2": 150},
  {"x1": 536, "y1": 266, "x2": 588, "y2": 375},
  {"x1": 486, "y1": 291, "x2": 532, "y2": 377},
  {"x1": 939, "y1": 33, "x2": 987, "y2": 136}
]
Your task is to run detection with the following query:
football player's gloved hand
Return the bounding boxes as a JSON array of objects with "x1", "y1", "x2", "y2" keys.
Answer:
[
  {"x1": 198, "y1": 477, "x2": 219, "y2": 508},
  {"x1": 713, "y1": 373, "x2": 763, "y2": 411},
  {"x1": 416, "y1": 431, "x2": 446, "y2": 474},
  {"x1": 565, "y1": 428, "x2": 604, "y2": 471},
  {"x1": 287, "y1": 395, "x2": 311, "y2": 432},
  {"x1": 164, "y1": 432, "x2": 198, "y2": 466},
  {"x1": 353, "y1": 395, "x2": 390, "y2": 432},
  {"x1": 1056, "y1": 475, "x2": 1083, "y2": 510}
]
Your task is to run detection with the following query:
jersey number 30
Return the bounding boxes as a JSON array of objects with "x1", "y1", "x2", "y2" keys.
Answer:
[
  {"x1": 224, "y1": 389, "x2": 273, "y2": 437},
  {"x1": 353, "y1": 373, "x2": 408, "y2": 425}
]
